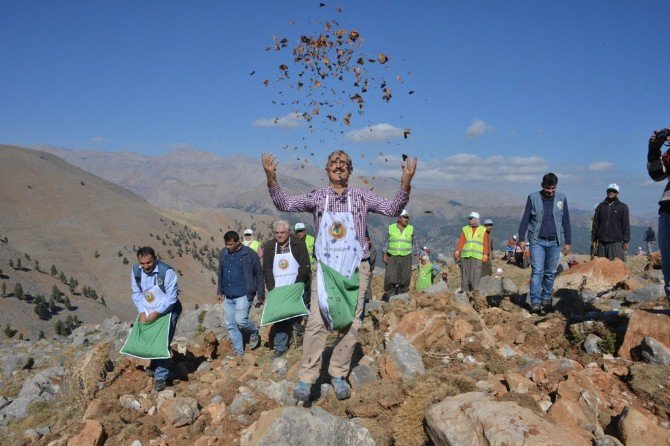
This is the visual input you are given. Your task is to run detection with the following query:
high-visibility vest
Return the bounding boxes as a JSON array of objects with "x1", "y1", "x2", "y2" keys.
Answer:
[
  {"x1": 243, "y1": 239, "x2": 261, "y2": 253},
  {"x1": 416, "y1": 261, "x2": 434, "y2": 290},
  {"x1": 305, "y1": 234, "x2": 315, "y2": 265},
  {"x1": 387, "y1": 224, "x2": 414, "y2": 256},
  {"x1": 461, "y1": 225, "x2": 486, "y2": 260}
]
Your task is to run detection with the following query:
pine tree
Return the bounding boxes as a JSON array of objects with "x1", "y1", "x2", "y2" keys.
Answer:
[
  {"x1": 51, "y1": 285, "x2": 61, "y2": 302},
  {"x1": 63, "y1": 296, "x2": 72, "y2": 310},
  {"x1": 50, "y1": 264, "x2": 57, "y2": 276},
  {"x1": 100, "y1": 296, "x2": 106, "y2": 307},
  {"x1": 13, "y1": 282, "x2": 23, "y2": 299},
  {"x1": 34, "y1": 299, "x2": 49, "y2": 320},
  {"x1": 48, "y1": 296, "x2": 56, "y2": 313},
  {"x1": 94, "y1": 250, "x2": 100, "y2": 258},
  {"x1": 122, "y1": 257, "x2": 129, "y2": 265},
  {"x1": 1, "y1": 282, "x2": 6, "y2": 297},
  {"x1": 8, "y1": 259, "x2": 13, "y2": 269},
  {"x1": 16, "y1": 258, "x2": 21, "y2": 270},
  {"x1": 59, "y1": 272, "x2": 67, "y2": 284},
  {"x1": 54, "y1": 320, "x2": 66, "y2": 336},
  {"x1": 34, "y1": 260, "x2": 39, "y2": 271},
  {"x1": 4, "y1": 323, "x2": 15, "y2": 338},
  {"x1": 38, "y1": 330, "x2": 45, "y2": 340}
]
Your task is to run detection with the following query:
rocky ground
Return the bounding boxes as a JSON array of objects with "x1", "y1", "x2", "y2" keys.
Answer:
[{"x1": 2, "y1": 254, "x2": 670, "y2": 445}]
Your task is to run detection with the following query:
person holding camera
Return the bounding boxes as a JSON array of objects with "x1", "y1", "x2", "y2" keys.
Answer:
[{"x1": 647, "y1": 128, "x2": 670, "y2": 300}]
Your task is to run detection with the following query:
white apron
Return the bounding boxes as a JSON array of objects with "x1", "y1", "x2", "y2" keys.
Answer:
[
  {"x1": 315, "y1": 192, "x2": 363, "y2": 329},
  {"x1": 273, "y1": 241, "x2": 299, "y2": 287}
]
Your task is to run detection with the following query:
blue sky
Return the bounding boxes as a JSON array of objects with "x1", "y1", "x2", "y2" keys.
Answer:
[{"x1": 1, "y1": 1, "x2": 669, "y2": 216}]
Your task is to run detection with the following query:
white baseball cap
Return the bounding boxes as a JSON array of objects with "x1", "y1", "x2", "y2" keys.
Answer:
[
  {"x1": 400, "y1": 209, "x2": 410, "y2": 217},
  {"x1": 607, "y1": 183, "x2": 620, "y2": 193},
  {"x1": 243, "y1": 228, "x2": 253, "y2": 235},
  {"x1": 295, "y1": 222, "x2": 306, "y2": 231},
  {"x1": 467, "y1": 211, "x2": 480, "y2": 219}
]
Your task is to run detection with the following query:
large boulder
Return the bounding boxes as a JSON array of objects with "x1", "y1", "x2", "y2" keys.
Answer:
[
  {"x1": 389, "y1": 309, "x2": 449, "y2": 351},
  {"x1": 380, "y1": 334, "x2": 425, "y2": 383},
  {"x1": 619, "y1": 310, "x2": 670, "y2": 360},
  {"x1": 553, "y1": 257, "x2": 629, "y2": 296},
  {"x1": 618, "y1": 406, "x2": 670, "y2": 446},
  {"x1": 0, "y1": 367, "x2": 67, "y2": 426},
  {"x1": 240, "y1": 406, "x2": 374, "y2": 446},
  {"x1": 641, "y1": 337, "x2": 670, "y2": 365},
  {"x1": 625, "y1": 284, "x2": 666, "y2": 304},
  {"x1": 67, "y1": 420, "x2": 105, "y2": 446},
  {"x1": 425, "y1": 392, "x2": 590, "y2": 446}
]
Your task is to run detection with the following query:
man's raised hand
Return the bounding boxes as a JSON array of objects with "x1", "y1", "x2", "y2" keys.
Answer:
[
  {"x1": 262, "y1": 153, "x2": 279, "y2": 188},
  {"x1": 400, "y1": 156, "x2": 418, "y2": 191}
]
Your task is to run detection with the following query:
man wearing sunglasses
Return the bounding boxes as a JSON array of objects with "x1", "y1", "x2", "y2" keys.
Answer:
[
  {"x1": 382, "y1": 209, "x2": 418, "y2": 301},
  {"x1": 518, "y1": 173, "x2": 572, "y2": 315}
]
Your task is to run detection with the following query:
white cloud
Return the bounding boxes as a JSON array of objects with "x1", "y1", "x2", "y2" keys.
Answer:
[
  {"x1": 465, "y1": 119, "x2": 494, "y2": 138},
  {"x1": 588, "y1": 161, "x2": 615, "y2": 172},
  {"x1": 253, "y1": 113, "x2": 304, "y2": 129},
  {"x1": 346, "y1": 123, "x2": 405, "y2": 142},
  {"x1": 91, "y1": 136, "x2": 105, "y2": 143}
]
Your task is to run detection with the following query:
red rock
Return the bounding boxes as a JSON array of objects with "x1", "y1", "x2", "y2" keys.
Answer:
[
  {"x1": 449, "y1": 319, "x2": 474, "y2": 341},
  {"x1": 619, "y1": 310, "x2": 670, "y2": 360},
  {"x1": 618, "y1": 406, "x2": 670, "y2": 446},
  {"x1": 82, "y1": 399, "x2": 102, "y2": 421},
  {"x1": 67, "y1": 420, "x2": 105, "y2": 446},
  {"x1": 553, "y1": 257, "x2": 629, "y2": 295},
  {"x1": 390, "y1": 309, "x2": 450, "y2": 350}
]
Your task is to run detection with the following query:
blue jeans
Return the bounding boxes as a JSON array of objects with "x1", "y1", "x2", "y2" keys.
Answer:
[
  {"x1": 659, "y1": 212, "x2": 670, "y2": 302},
  {"x1": 529, "y1": 239, "x2": 561, "y2": 306},
  {"x1": 222, "y1": 295, "x2": 258, "y2": 355},
  {"x1": 151, "y1": 300, "x2": 182, "y2": 381}
]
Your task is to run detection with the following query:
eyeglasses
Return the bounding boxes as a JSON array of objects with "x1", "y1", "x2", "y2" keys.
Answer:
[
  {"x1": 295, "y1": 229, "x2": 305, "y2": 233},
  {"x1": 400, "y1": 216, "x2": 409, "y2": 219}
]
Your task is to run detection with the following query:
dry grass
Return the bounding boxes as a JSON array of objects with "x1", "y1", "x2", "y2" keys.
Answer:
[
  {"x1": 393, "y1": 371, "x2": 476, "y2": 446},
  {"x1": 627, "y1": 363, "x2": 670, "y2": 409}
]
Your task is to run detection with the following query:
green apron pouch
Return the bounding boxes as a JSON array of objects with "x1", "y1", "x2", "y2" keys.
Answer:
[
  {"x1": 260, "y1": 282, "x2": 308, "y2": 326},
  {"x1": 320, "y1": 261, "x2": 360, "y2": 331},
  {"x1": 120, "y1": 312, "x2": 172, "y2": 359}
]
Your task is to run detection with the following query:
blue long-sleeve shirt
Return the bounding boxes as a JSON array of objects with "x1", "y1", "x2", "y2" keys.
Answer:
[{"x1": 130, "y1": 265, "x2": 178, "y2": 314}]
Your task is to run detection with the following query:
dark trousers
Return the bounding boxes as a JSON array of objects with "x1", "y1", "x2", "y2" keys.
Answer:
[
  {"x1": 595, "y1": 242, "x2": 625, "y2": 261},
  {"x1": 384, "y1": 254, "x2": 412, "y2": 295}
]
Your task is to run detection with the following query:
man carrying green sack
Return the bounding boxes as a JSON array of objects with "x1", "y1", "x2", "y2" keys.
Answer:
[
  {"x1": 261, "y1": 219, "x2": 311, "y2": 358},
  {"x1": 120, "y1": 246, "x2": 181, "y2": 392},
  {"x1": 263, "y1": 149, "x2": 417, "y2": 402}
]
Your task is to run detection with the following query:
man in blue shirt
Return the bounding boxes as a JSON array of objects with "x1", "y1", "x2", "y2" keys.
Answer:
[
  {"x1": 130, "y1": 246, "x2": 182, "y2": 391},
  {"x1": 217, "y1": 231, "x2": 264, "y2": 358},
  {"x1": 518, "y1": 173, "x2": 572, "y2": 315}
]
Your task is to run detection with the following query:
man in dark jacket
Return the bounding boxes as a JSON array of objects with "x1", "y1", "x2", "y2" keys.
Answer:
[
  {"x1": 217, "y1": 231, "x2": 265, "y2": 358},
  {"x1": 262, "y1": 220, "x2": 311, "y2": 357},
  {"x1": 644, "y1": 226, "x2": 656, "y2": 254},
  {"x1": 592, "y1": 183, "x2": 630, "y2": 261}
]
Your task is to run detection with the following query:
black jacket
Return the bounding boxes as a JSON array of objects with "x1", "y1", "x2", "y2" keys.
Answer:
[
  {"x1": 592, "y1": 198, "x2": 630, "y2": 244},
  {"x1": 262, "y1": 236, "x2": 311, "y2": 291}
]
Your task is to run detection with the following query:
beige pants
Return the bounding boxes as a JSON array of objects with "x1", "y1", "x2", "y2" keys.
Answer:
[{"x1": 298, "y1": 260, "x2": 370, "y2": 383}]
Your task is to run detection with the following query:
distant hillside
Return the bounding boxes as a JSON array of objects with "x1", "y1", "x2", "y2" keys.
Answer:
[{"x1": 0, "y1": 145, "x2": 276, "y2": 339}]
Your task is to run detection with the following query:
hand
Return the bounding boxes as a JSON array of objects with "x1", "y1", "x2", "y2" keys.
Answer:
[
  {"x1": 254, "y1": 297, "x2": 265, "y2": 308},
  {"x1": 454, "y1": 251, "x2": 461, "y2": 260},
  {"x1": 623, "y1": 242, "x2": 629, "y2": 251},
  {"x1": 400, "y1": 156, "x2": 418, "y2": 191},
  {"x1": 562, "y1": 244, "x2": 571, "y2": 255},
  {"x1": 140, "y1": 311, "x2": 160, "y2": 323},
  {"x1": 519, "y1": 241, "x2": 526, "y2": 251},
  {"x1": 382, "y1": 253, "x2": 389, "y2": 264},
  {"x1": 216, "y1": 294, "x2": 223, "y2": 303},
  {"x1": 481, "y1": 255, "x2": 488, "y2": 263},
  {"x1": 261, "y1": 153, "x2": 279, "y2": 187}
]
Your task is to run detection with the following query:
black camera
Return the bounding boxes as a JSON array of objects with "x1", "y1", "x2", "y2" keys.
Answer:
[{"x1": 657, "y1": 128, "x2": 670, "y2": 142}]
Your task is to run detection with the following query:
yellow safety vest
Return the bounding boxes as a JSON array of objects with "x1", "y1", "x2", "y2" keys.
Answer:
[
  {"x1": 387, "y1": 224, "x2": 414, "y2": 256},
  {"x1": 461, "y1": 225, "x2": 486, "y2": 260},
  {"x1": 416, "y1": 262, "x2": 434, "y2": 290},
  {"x1": 244, "y1": 239, "x2": 261, "y2": 252},
  {"x1": 305, "y1": 234, "x2": 315, "y2": 265}
]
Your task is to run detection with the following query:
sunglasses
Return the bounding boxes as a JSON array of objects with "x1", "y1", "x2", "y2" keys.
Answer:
[{"x1": 400, "y1": 216, "x2": 410, "y2": 219}]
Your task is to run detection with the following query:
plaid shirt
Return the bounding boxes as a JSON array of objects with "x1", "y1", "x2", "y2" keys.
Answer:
[{"x1": 269, "y1": 185, "x2": 410, "y2": 258}]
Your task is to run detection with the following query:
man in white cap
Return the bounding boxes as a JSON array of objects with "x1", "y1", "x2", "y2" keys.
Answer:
[
  {"x1": 294, "y1": 222, "x2": 315, "y2": 268},
  {"x1": 242, "y1": 228, "x2": 264, "y2": 259},
  {"x1": 591, "y1": 183, "x2": 630, "y2": 261},
  {"x1": 382, "y1": 208, "x2": 419, "y2": 301},
  {"x1": 454, "y1": 212, "x2": 489, "y2": 305},
  {"x1": 481, "y1": 219, "x2": 495, "y2": 277}
]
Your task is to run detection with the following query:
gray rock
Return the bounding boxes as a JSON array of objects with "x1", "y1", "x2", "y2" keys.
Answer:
[
  {"x1": 0, "y1": 367, "x2": 66, "y2": 426},
  {"x1": 271, "y1": 357, "x2": 288, "y2": 377},
  {"x1": 644, "y1": 268, "x2": 664, "y2": 284},
  {"x1": 203, "y1": 305, "x2": 225, "y2": 331},
  {"x1": 386, "y1": 334, "x2": 425, "y2": 383},
  {"x1": 160, "y1": 397, "x2": 199, "y2": 428},
  {"x1": 175, "y1": 310, "x2": 202, "y2": 338},
  {"x1": 252, "y1": 380, "x2": 297, "y2": 406},
  {"x1": 497, "y1": 344, "x2": 518, "y2": 359},
  {"x1": 35, "y1": 426, "x2": 50, "y2": 436},
  {"x1": 594, "y1": 435, "x2": 624, "y2": 446},
  {"x1": 420, "y1": 280, "x2": 448, "y2": 296},
  {"x1": 625, "y1": 284, "x2": 666, "y2": 304},
  {"x1": 389, "y1": 293, "x2": 410, "y2": 303},
  {"x1": 120, "y1": 394, "x2": 141, "y2": 411},
  {"x1": 583, "y1": 334, "x2": 603, "y2": 355},
  {"x1": 348, "y1": 364, "x2": 378, "y2": 390},
  {"x1": 130, "y1": 441, "x2": 143, "y2": 446},
  {"x1": 240, "y1": 406, "x2": 374, "y2": 446},
  {"x1": 478, "y1": 276, "x2": 517, "y2": 296},
  {"x1": 23, "y1": 428, "x2": 40, "y2": 442},
  {"x1": 364, "y1": 300, "x2": 383, "y2": 314},
  {"x1": 70, "y1": 332, "x2": 90, "y2": 347},
  {"x1": 3, "y1": 355, "x2": 34, "y2": 378},
  {"x1": 196, "y1": 362, "x2": 212, "y2": 373},
  {"x1": 454, "y1": 292, "x2": 469, "y2": 306},
  {"x1": 230, "y1": 392, "x2": 259, "y2": 416},
  {"x1": 641, "y1": 337, "x2": 670, "y2": 365},
  {"x1": 0, "y1": 397, "x2": 9, "y2": 410}
]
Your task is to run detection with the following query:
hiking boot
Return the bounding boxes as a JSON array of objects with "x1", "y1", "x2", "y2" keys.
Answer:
[
  {"x1": 248, "y1": 332, "x2": 261, "y2": 350},
  {"x1": 145, "y1": 367, "x2": 155, "y2": 377},
  {"x1": 331, "y1": 377, "x2": 351, "y2": 400},
  {"x1": 154, "y1": 379, "x2": 167, "y2": 392},
  {"x1": 530, "y1": 303, "x2": 541, "y2": 314},
  {"x1": 381, "y1": 293, "x2": 390, "y2": 302},
  {"x1": 273, "y1": 349, "x2": 287, "y2": 359},
  {"x1": 293, "y1": 382, "x2": 311, "y2": 403},
  {"x1": 540, "y1": 300, "x2": 552, "y2": 316}
]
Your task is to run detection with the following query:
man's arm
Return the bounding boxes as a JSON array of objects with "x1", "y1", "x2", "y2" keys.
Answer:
[
  {"x1": 591, "y1": 206, "x2": 600, "y2": 242},
  {"x1": 216, "y1": 252, "x2": 224, "y2": 302},
  {"x1": 517, "y1": 196, "x2": 532, "y2": 249},
  {"x1": 381, "y1": 230, "x2": 390, "y2": 263},
  {"x1": 562, "y1": 198, "x2": 572, "y2": 253},
  {"x1": 454, "y1": 232, "x2": 466, "y2": 260},
  {"x1": 262, "y1": 241, "x2": 274, "y2": 291},
  {"x1": 622, "y1": 203, "x2": 631, "y2": 246},
  {"x1": 365, "y1": 157, "x2": 417, "y2": 216},
  {"x1": 263, "y1": 153, "x2": 317, "y2": 212},
  {"x1": 154, "y1": 268, "x2": 178, "y2": 314},
  {"x1": 648, "y1": 132, "x2": 669, "y2": 182},
  {"x1": 130, "y1": 269, "x2": 144, "y2": 313},
  {"x1": 294, "y1": 239, "x2": 311, "y2": 284},
  {"x1": 252, "y1": 252, "x2": 265, "y2": 301}
]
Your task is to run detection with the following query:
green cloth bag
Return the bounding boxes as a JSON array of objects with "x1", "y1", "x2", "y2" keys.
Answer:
[
  {"x1": 320, "y1": 261, "x2": 360, "y2": 331},
  {"x1": 119, "y1": 312, "x2": 172, "y2": 359},
  {"x1": 260, "y1": 282, "x2": 308, "y2": 326}
]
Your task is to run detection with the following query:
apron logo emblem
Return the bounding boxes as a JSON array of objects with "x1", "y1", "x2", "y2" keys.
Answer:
[
  {"x1": 556, "y1": 201, "x2": 563, "y2": 209},
  {"x1": 157, "y1": 278, "x2": 163, "y2": 286},
  {"x1": 279, "y1": 259, "x2": 289, "y2": 270},
  {"x1": 328, "y1": 222, "x2": 346, "y2": 240},
  {"x1": 143, "y1": 291, "x2": 155, "y2": 303}
]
